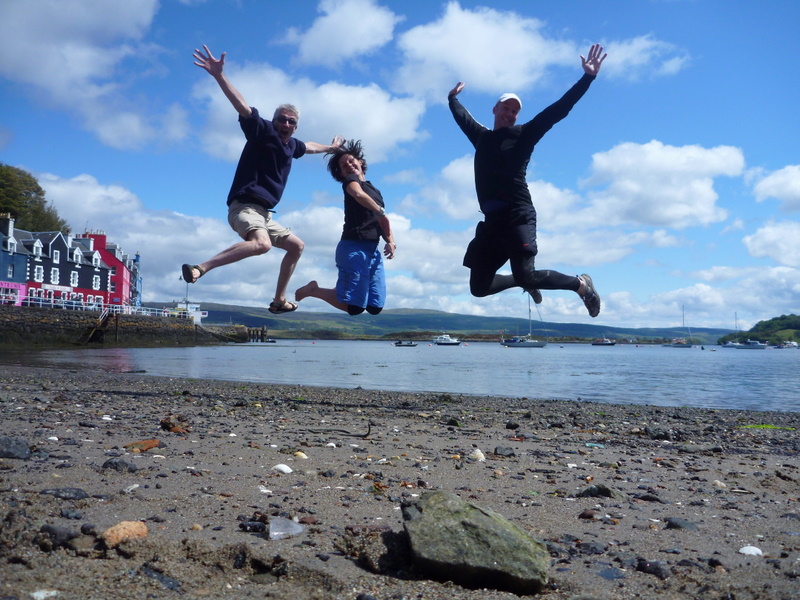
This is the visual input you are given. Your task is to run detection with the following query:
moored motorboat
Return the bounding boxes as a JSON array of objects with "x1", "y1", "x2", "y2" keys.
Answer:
[
  {"x1": 393, "y1": 340, "x2": 418, "y2": 347},
  {"x1": 432, "y1": 334, "x2": 461, "y2": 346},
  {"x1": 736, "y1": 339, "x2": 767, "y2": 350},
  {"x1": 591, "y1": 338, "x2": 616, "y2": 346}
]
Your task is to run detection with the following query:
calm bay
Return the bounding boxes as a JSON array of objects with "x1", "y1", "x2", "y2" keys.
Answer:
[{"x1": 4, "y1": 340, "x2": 799, "y2": 413}]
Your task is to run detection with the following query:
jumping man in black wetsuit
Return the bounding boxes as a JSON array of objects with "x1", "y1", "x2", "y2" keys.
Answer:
[{"x1": 448, "y1": 43, "x2": 607, "y2": 317}]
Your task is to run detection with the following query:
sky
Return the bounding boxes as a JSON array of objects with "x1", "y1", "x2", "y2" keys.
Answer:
[{"x1": 1, "y1": 0, "x2": 798, "y2": 331}]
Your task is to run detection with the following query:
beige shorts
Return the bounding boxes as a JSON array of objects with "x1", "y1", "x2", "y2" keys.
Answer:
[{"x1": 227, "y1": 200, "x2": 292, "y2": 247}]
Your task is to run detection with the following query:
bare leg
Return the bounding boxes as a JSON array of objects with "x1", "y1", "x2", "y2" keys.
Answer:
[
  {"x1": 188, "y1": 230, "x2": 272, "y2": 282},
  {"x1": 295, "y1": 280, "x2": 349, "y2": 312},
  {"x1": 273, "y1": 233, "x2": 304, "y2": 305}
]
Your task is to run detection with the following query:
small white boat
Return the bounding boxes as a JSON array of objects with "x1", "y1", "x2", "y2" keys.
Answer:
[
  {"x1": 393, "y1": 340, "x2": 418, "y2": 347},
  {"x1": 721, "y1": 341, "x2": 743, "y2": 349},
  {"x1": 432, "y1": 334, "x2": 461, "y2": 346},
  {"x1": 736, "y1": 339, "x2": 767, "y2": 350}
]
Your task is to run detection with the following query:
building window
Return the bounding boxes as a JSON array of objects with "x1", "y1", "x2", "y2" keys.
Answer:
[
  {"x1": 92, "y1": 275, "x2": 101, "y2": 290},
  {"x1": 33, "y1": 244, "x2": 42, "y2": 258},
  {"x1": 34, "y1": 265, "x2": 44, "y2": 282},
  {"x1": 8, "y1": 240, "x2": 15, "y2": 253},
  {"x1": 92, "y1": 255, "x2": 100, "y2": 267},
  {"x1": 70, "y1": 271, "x2": 79, "y2": 287},
  {"x1": 50, "y1": 268, "x2": 59, "y2": 285},
  {"x1": 72, "y1": 248, "x2": 81, "y2": 262},
  {"x1": 109, "y1": 282, "x2": 116, "y2": 293},
  {"x1": 53, "y1": 250, "x2": 60, "y2": 264},
  {"x1": 6, "y1": 265, "x2": 12, "y2": 279}
]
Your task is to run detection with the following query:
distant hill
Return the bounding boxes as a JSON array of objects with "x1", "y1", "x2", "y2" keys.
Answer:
[{"x1": 144, "y1": 302, "x2": 733, "y2": 344}]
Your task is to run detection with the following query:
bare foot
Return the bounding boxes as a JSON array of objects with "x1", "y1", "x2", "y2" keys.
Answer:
[{"x1": 295, "y1": 281, "x2": 319, "y2": 302}]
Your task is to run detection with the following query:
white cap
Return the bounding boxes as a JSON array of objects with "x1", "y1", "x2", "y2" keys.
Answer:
[{"x1": 497, "y1": 92, "x2": 521, "y2": 109}]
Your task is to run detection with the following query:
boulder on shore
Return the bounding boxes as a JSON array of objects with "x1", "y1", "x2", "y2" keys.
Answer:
[{"x1": 402, "y1": 490, "x2": 549, "y2": 595}]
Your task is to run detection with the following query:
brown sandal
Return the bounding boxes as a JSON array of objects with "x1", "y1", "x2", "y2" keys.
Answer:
[
  {"x1": 181, "y1": 264, "x2": 205, "y2": 284},
  {"x1": 269, "y1": 299, "x2": 298, "y2": 314}
]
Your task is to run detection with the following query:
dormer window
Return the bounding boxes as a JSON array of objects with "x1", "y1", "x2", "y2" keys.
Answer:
[
  {"x1": 33, "y1": 242, "x2": 42, "y2": 258},
  {"x1": 53, "y1": 250, "x2": 60, "y2": 264},
  {"x1": 72, "y1": 248, "x2": 81, "y2": 262},
  {"x1": 92, "y1": 254, "x2": 100, "y2": 267}
]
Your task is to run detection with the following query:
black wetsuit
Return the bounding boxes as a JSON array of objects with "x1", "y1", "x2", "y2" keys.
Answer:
[{"x1": 448, "y1": 73, "x2": 595, "y2": 296}]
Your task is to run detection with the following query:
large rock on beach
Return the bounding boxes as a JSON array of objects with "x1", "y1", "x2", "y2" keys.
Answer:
[
  {"x1": 0, "y1": 436, "x2": 31, "y2": 460},
  {"x1": 402, "y1": 491, "x2": 549, "y2": 595}
]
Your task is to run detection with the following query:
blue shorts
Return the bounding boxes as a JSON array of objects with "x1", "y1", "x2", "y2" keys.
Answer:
[{"x1": 335, "y1": 240, "x2": 386, "y2": 309}]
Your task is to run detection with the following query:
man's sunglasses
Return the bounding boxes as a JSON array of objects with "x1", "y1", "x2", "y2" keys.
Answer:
[{"x1": 275, "y1": 115, "x2": 297, "y2": 126}]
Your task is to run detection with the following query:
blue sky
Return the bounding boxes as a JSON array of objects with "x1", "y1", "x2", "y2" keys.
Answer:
[{"x1": 1, "y1": 0, "x2": 798, "y2": 330}]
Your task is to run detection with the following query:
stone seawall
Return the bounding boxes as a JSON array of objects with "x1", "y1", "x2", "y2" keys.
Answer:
[{"x1": 0, "y1": 305, "x2": 227, "y2": 348}]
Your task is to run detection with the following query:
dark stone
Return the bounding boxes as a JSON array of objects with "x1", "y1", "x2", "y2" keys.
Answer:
[
  {"x1": 101, "y1": 457, "x2": 138, "y2": 473},
  {"x1": 140, "y1": 563, "x2": 181, "y2": 591},
  {"x1": 576, "y1": 483, "x2": 627, "y2": 501},
  {"x1": 665, "y1": 517, "x2": 699, "y2": 530},
  {"x1": 493, "y1": 446, "x2": 516, "y2": 457},
  {"x1": 239, "y1": 521, "x2": 267, "y2": 533},
  {"x1": 597, "y1": 566, "x2": 627, "y2": 580},
  {"x1": 39, "y1": 487, "x2": 89, "y2": 501},
  {"x1": 38, "y1": 524, "x2": 79, "y2": 550},
  {"x1": 0, "y1": 436, "x2": 31, "y2": 460},
  {"x1": 636, "y1": 557, "x2": 672, "y2": 580}
]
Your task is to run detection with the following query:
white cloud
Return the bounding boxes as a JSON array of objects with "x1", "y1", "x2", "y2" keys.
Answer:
[
  {"x1": 600, "y1": 34, "x2": 690, "y2": 81},
  {"x1": 282, "y1": 0, "x2": 403, "y2": 67},
  {"x1": 743, "y1": 221, "x2": 800, "y2": 268},
  {"x1": 392, "y1": 4, "x2": 686, "y2": 102},
  {"x1": 583, "y1": 140, "x2": 744, "y2": 228},
  {"x1": 0, "y1": 0, "x2": 188, "y2": 150},
  {"x1": 401, "y1": 154, "x2": 476, "y2": 219},
  {"x1": 753, "y1": 164, "x2": 800, "y2": 212},
  {"x1": 192, "y1": 64, "x2": 426, "y2": 163},
  {"x1": 393, "y1": 1, "x2": 574, "y2": 100}
]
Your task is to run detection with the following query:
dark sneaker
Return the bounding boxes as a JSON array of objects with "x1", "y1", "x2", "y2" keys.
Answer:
[
  {"x1": 526, "y1": 288, "x2": 543, "y2": 304},
  {"x1": 579, "y1": 273, "x2": 601, "y2": 318}
]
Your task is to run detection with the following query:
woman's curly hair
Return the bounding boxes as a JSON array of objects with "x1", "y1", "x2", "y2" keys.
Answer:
[{"x1": 326, "y1": 139, "x2": 367, "y2": 183}]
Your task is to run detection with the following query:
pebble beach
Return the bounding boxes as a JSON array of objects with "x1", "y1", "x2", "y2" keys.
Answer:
[{"x1": 1, "y1": 363, "x2": 799, "y2": 600}]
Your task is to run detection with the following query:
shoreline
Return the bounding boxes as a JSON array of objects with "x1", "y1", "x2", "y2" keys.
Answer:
[{"x1": 1, "y1": 364, "x2": 798, "y2": 599}]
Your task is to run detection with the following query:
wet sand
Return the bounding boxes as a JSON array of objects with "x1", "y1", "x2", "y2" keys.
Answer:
[{"x1": 1, "y1": 364, "x2": 799, "y2": 599}]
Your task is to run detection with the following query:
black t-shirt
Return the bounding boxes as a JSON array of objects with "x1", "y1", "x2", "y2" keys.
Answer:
[{"x1": 341, "y1": 174, "x2": 385, "y2": 242}]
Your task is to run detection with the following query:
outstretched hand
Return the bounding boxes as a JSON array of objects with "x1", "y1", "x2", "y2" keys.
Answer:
[
  {"x1": 193, "y1": 44, "x2": 225, "y2": 77},
  {"x1": 448, "y1": 82, "x2": 465, "y2": 98},
  {"x1": 580, "y1": 44, "x2": 607, "y2": 76}
]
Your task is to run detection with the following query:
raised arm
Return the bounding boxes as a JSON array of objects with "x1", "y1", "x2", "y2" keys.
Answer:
[
  {"x1": 305, "y1": 136, "x2": 345, "y2": 155},
  {"x1": 580, "y1": 44, "x2": 607, "y2": 77},
  {"x1": 193, "y1": 44, "x2": 251, "y2": 118},
  {"x1": 343, "y1": 181, "x2": 396, "y2": 259}
]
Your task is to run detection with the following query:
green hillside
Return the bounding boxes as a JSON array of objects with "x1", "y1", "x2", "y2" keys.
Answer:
[{"x1": 146, "y1": 302, "x2": 735, "y2": 344}]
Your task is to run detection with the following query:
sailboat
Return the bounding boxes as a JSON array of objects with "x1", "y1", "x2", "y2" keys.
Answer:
[
  {"x1": 665, "y1": 305, "x2": 693, "y2": 348},
  {"x1": 501, "y1": 295, "x2": 547, "y2": 348},
  {"x1": 721, "y1": 312, "x2": 744, "y2": 348}
]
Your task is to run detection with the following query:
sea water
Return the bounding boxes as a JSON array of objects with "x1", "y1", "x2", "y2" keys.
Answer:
[{"x1": 4, "y1": 341, "x2": 799, "y2": 412}]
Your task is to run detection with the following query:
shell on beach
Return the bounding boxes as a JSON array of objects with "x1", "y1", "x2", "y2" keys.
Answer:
[
  {"x1": 738, "y1": 546, "x2": 763, "y2": 556},
  {"x1": 468, "y1": 448, "x2": 486, "y2": 462},
  {"x1": 272, "y1": 463, "x2": 293, "y2": 474}
]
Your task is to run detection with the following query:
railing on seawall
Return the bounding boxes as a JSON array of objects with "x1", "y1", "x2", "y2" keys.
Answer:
[{"x1": 19, "y1": 297, "x2": 193, "y2": 319}]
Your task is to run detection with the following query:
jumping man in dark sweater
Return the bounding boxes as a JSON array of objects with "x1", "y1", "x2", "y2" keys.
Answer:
[
  {"x1": 448, "y1": 44, "x2": 607, "y2": 317},
  {"x1": 181, "y1": 45, "x2": 343, "y2": 314}
]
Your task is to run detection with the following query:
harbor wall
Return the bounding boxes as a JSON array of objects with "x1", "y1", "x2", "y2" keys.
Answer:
[{"x1": 0, "y1": 305, "x2": 245, "y2": 348}]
